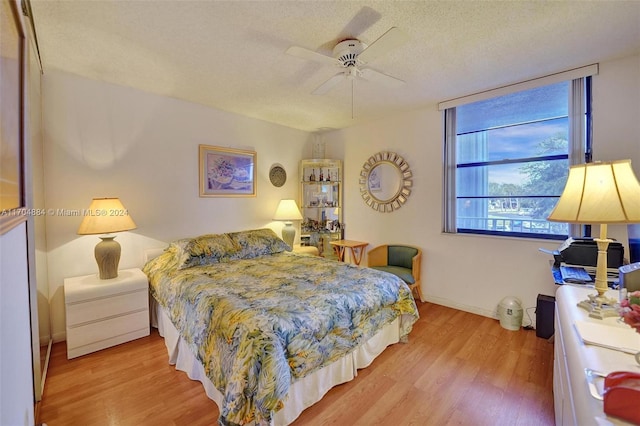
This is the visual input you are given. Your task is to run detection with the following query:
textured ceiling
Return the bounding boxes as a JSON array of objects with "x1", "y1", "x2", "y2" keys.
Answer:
[{"x1": 30, "y1": 1, "x2": 640, "y2": 132}]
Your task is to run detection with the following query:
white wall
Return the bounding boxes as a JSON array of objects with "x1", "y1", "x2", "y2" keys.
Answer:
[
  {"x1": 591, "y1": 54, "x2": 640, "y2": 247},
  {"x1": 592, "y1": 55, "x2": 640, "y2": 165},
  {"x1": 42, "y1": 54, "x2": 640, "y2": 339},
  {"x1": 42, "y1": 70, "x2": 310, "y2": 341},
  {"x1": 325, "y1": 54, "x2": 640, "y2": 321}
]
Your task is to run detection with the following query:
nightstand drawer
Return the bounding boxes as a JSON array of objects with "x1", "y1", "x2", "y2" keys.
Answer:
[
  {"x1": 67, "y1": 309, "x2": 149, "y2": 351},
  {"x1": 66, "y1": 289, "x2": 148, "y2": 326}
]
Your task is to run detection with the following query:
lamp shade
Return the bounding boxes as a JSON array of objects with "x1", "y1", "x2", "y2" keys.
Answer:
[
  {"x1": 547, "y1": 160, "x2": 640, "y2": 224},
  {"x1": 273, "y1": 199, "x2": 303, "y2": 221},
  {"x1": 77, "y1": 198, "x2": 137, "y2": 235}
]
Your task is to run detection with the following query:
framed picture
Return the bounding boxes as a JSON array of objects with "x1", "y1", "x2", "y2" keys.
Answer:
[
  {"x1": 0, "y1": 0, "x2": 26, "y2": 234},
  {"x1": 199, "y1": 145, "x2": 257, "y2": 197}
]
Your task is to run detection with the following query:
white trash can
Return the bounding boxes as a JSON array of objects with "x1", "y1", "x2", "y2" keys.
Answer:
[{"x1": 498, "y1": 296, "x2": 523, "y2": 331}]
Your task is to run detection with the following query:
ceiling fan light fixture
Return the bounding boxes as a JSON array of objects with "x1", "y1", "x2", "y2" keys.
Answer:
[{"x1": 333, "y1": 39, "x2": 366, "y2": 67}]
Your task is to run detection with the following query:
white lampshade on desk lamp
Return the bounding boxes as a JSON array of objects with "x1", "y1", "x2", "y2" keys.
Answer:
[
  {"x1": 273, "y1": 199, "x2": 303, "y2": 248},
  {"x1": 548, "y1": 160, "x2": 640, "y2": 319},
  {"x1": 77, "y1": 198, "x2": 137, "y2": 280}
]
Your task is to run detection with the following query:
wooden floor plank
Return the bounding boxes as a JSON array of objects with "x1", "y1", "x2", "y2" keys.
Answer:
[{"x1": 38, "y1": 302, "x2": 554, "y2": 425}]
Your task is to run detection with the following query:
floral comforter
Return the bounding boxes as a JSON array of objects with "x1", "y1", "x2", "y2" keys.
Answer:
[{"x1": 144, "y1": 249, "x2": 418, "y2": 425}]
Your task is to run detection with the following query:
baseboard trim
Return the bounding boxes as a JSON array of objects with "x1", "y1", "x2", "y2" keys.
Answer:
[
  {"x1": 52, "y1": 331, "x2": 66, "y2": 343},
  {"x1": 423, "y1": 295, "x2": 498, "y2": 320}
]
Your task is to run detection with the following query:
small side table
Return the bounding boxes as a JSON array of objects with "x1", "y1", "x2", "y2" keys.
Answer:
[
  {"x1": 64, "y1": 268, "x2": 149, "y2": 359},
  {"x1": 330, "y1": 240, "x2": 368, "y2": 265}
]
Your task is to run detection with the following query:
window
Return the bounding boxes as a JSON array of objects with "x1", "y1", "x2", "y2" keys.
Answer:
[{"x1": 442, "y1": 71, "x2": 594, "y2": 240}]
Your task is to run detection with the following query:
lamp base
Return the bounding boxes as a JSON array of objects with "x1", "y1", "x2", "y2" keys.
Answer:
[
  {"x1": 95, "y1": 235, "x2": 121, "y2": 280},
  {"x1": 281, "y1": 222, "x2": 295, "y2": 249},
  {"x1": 577, "y1": 293, "x2": 619, "y2": 320}
]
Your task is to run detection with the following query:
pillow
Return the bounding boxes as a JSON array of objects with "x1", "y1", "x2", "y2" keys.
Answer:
[
  {"x1": 170, "y1": 233, "x2": 240, "y2": 269},
  {"x1": 226, "y1": 228, "x2": 290, "y2": 259}
]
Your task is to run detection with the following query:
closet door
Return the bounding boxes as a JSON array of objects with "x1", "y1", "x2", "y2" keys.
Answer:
[
  {"x1": 0, "y1": 1, "x2": 35, "y2": 424},
  {"x1": 22, "y1": 0, "x2": 50, "y2": 403}
]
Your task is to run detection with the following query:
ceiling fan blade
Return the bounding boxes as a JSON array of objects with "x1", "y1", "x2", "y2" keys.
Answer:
[
  {"x1": 358, "y1": 27, "x2": 408, "y2": 64},
  {"x1": 312, "y1": 72, "x2": 346, "y2": 95},
  {"x1": 337, "y1": 6, "x2": 382, "y2": 41},
  {"x1": 286, "y1": 46, "x2": 339, "y2": 67},
  {"x1": 359, "y1": 68, "x2": 405, "y2": 88}
]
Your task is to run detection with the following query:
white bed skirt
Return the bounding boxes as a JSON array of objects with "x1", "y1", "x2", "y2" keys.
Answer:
[{"x1": 153, "y1": 300, "x2": 401, "y2": 425}]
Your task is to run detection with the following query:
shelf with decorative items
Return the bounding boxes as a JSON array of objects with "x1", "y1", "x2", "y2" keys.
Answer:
[{"x1": 300, "y1": 159, "x2": 343, "y2": 259}]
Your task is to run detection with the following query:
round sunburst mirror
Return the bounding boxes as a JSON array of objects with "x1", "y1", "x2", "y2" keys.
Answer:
[{"x1": 359, "y1": 151, "x2": 412, "y2": 213}]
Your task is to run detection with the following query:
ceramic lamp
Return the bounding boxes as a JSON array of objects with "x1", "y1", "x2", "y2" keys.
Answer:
[
  {"x1": 273, "y1": 199, "x2": 303, "y2": 248},
  {"x1": 77, "y1": 198, "x2": 136, "y2": 279},
  {"x1": 548, "y1": 160, "x2": 640, "y2": 318}
]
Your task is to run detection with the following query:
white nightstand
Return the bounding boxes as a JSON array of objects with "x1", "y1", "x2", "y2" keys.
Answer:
[{"x1": 64, "y1": 268, "x2": 150, "y2": 359}]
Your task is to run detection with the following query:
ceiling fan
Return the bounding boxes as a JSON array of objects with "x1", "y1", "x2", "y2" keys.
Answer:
[{"x1": 286, "y1": 27, "x2": 409, "y2": 95}]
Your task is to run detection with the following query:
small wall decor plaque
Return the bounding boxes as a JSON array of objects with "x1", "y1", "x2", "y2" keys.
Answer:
[{"x1": 269, "y1": 164, "x2": 287, "y2": 187}]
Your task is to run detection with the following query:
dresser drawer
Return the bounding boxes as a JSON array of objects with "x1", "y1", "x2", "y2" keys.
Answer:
[
  {"x1": 67, "y1": 309, "x2": 149, "y2": 349},
  {"x1": 66, "y1": 289, "x2": 148, "y2": 326}
]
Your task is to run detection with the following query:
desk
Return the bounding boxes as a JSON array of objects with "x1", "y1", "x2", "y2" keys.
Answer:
[
  {"x1": 554, "y1": 285, "x2": 634, "y2": 425},
  {"x1": 330, "y1": 240, "x2": 368, "y2": 265}
]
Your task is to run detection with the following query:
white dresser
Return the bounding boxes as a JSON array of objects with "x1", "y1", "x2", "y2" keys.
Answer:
[
  {"x1": 554, "y1": 285, "x2": 637, "y2": 425},
  {"x1": 64, "y1": 268, "x2": 150, "y2": 359}
]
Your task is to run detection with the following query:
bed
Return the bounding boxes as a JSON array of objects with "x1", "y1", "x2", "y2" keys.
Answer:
[{"x1": 143, "y1": 228, "x2": 419, "y2": 425}]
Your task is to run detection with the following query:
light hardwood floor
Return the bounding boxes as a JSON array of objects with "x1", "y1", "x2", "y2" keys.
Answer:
[{"x1": 38, "y1": 302, "x2": 555, "y2": 425}]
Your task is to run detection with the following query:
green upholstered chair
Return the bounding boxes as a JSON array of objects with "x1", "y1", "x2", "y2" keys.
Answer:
[{"x1": 368, "y1": 244, "x2": 422, "y2": 301}]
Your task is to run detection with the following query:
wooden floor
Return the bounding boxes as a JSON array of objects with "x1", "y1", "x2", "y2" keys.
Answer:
[{"x1": 38, "y1": 302, "x2": 555, "y2": 425}]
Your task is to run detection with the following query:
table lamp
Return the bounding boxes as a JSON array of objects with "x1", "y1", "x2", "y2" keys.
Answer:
[
  {"x1": 77, "y1": 197, "x2": 137, "y2": 280},
  {"x1": 547, "y1": 160, "x2": 640, "y2": 319},
  {"x1": 273, "y1": 199, "x2": 303, "y2": 248}
]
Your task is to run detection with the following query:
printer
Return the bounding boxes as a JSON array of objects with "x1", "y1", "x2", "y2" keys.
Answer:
[{"x1": 554, "y1": 237, "x2": 625, "y2": 268}]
